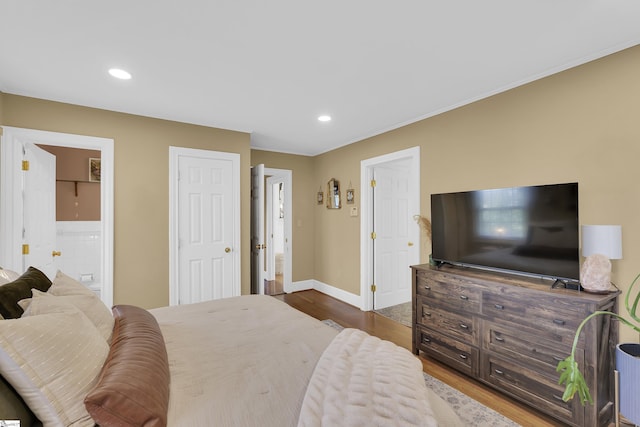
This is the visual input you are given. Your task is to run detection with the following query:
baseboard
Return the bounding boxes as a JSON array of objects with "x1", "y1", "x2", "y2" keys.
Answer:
[{"x1": 290, "y1": 279, "x2": 363, "y2": 309}]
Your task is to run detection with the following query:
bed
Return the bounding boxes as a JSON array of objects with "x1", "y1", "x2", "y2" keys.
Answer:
[{"x1": 0, "y1": 267, "x2": 462, "y2": 426}]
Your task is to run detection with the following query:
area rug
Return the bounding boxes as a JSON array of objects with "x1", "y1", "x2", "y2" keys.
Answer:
[
  {"x1": 374, "y1": 301, "x2": 412, "y2": 327},
  {"x1": 321, "y1": 319, "x2": 520, "y2": 427}
]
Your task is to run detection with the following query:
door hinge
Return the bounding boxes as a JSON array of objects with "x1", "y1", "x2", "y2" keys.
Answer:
[
  {"x1": 22, "y1": 244, "x2": 29, "y2": 255},
  {"x1": 371, "y1": 284, "x2": 376, "y2": 292},
  {"x1": 370, "y1": 231, "x2": 376, "y2": 239},
  {"x1": 370, "y1": 179, "x2": 376, "y2": 187},
  {"x1": 22, "y1": 160, "x2": 29, "y2": 171}
]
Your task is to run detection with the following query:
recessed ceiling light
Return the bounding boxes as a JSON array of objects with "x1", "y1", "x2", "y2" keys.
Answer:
[
  {"x1": 108, "y1": 68, "x2": 132, "y2": 80},
  {"x1": 318, "y1": 115, "x2": 331, "y2": 122}
]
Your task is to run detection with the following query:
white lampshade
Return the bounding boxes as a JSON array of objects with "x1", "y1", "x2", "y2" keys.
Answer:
[{"x1": 581, "y1": 225, "x2": 623, "y2": 259}]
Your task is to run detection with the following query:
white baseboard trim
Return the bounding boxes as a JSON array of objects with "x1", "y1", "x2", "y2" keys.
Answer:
[{"x1": 290, "y1": 279, "x2": 363, "y2": 310}]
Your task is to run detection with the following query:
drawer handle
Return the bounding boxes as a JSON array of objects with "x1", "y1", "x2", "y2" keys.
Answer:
[
  {"x1": 459, "y1": 323, "x2": 469, "y2": 330},
  {"x1": 423, "y1": 311, "x2": 432, "y2": 317},
  {"x1": 494, "y1": 369, "x2": 504, "y2": 375},
  {"x1": 495, "y1": 335, "x2": 505, "y2": 342},
  {"x1": 424, "y1": 285, "x2": 431, "y2": 290},
  {"x1": 553, "y1": 319, "x2": 566, "y2": 326},
  {"x1": 459, "y1": 354, "x2": 468, "y2": 360},
  {"x1": 422, "y1": 337, "x2": 431, "y2": 344},
  {"x1": 552, "y1": 394, "x2": 564, "y2": 401},
  {"x1": 494, "y1": 304, "x2": 504, "y2": 310},
  {"x1": 552, "y1": 355, "x2": 564, "y2": 362},
  {"x1": 459, "y1": 295, "x2": 469, "y2": 300}
]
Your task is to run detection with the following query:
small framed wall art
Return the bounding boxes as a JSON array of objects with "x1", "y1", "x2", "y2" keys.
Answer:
[
  {"x1": 89, "y1": 158, "x2": 101, "y2": 182},
  {"x1": 346, "y1": 188, "x2": 355, "y2": 204}
]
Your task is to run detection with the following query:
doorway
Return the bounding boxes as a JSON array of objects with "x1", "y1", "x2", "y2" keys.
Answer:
[
  {"x1": 0, "y1": 126, "x2": 114, "y2": 306},
  {"x1": 360, "y1": 146, "x2": 420, "y2": 312},
  {"x1": 250, "y1": 165, "x2": 292, "y2": 296}
]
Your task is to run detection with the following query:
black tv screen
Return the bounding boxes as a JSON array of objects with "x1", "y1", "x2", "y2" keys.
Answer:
[{"x1": 431, "y1": 182, "x2": 579, "y2": 282}]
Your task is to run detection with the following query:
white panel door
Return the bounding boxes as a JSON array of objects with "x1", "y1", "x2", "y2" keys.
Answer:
[
  {"x1": 23, "y1": 143, "x2": 58, "y2": 278},
  {"x1": 177, "y1": 152, "x2": 238, "y2": 304},
  {"x1": 373, "y1": 161, "x2": 412, "y2": 309},
  {"x1": 250, "y1": 164, "x2": 265, "y2": 294}
]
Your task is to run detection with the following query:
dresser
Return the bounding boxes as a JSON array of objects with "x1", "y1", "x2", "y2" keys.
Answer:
[{"x1": 411, "y1": 264, "x2": 619, "y2": 427}]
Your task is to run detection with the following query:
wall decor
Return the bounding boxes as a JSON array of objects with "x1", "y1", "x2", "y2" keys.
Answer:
[
  {"x1": 327, "y1": 178, "x2": 341, "y2": 209},
  {"x1": 89, "y1": 157, "x2": 101, "y2": 182},
  {"x1": 317, "y1": 190, "x2": 324, "y2": 205},
  {"x1": 346, "y1": 188, "x2": 354, "y2": 204}
]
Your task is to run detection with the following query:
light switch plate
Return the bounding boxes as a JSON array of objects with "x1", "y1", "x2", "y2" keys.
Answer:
[{"x1": 350, "y1": 207, "x2": 358, "y2": 217}]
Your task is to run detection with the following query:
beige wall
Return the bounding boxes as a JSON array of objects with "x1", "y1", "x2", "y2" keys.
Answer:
[
  {"x1": 250, "y1": 150, "x2": 316, "y2": 281},
  {"x1": 1, "y1": 94, "x2": 251, "y2": 309},
  {"x1": 311, "y1": 45, "x2": 640, "y2": 342}
]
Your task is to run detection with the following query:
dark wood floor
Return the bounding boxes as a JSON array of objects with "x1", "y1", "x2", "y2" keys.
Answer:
[{"x1": 275, "y1": 289, "x2": 566, "y2": 427}]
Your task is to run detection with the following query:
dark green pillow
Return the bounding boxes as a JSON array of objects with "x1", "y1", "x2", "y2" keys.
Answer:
[{"x1": 0, "y1": 266, "x2": 52, "y2": 319}]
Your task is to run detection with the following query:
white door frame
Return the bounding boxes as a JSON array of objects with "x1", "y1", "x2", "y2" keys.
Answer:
[
  {"x1": 360, "y1": 146, "x2": 420, "y2": 311},
  {"x1": 264, "y1": 168, "x2": 292, "y2": 293},
  {"x1": 168, "y1": 146, "x2": 241, "y2": 305},
  {"x1": 0, "y1": 126, "x2": 115, "y2": 307}
]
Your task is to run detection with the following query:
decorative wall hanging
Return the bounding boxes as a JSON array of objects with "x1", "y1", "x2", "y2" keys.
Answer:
[
  {"x1": 346, "y1": 188, "x2": 354, "y2": 204},
  {"x1": 326, "y1": 178, "x2": 341, "y2": 209},
  {"x1": 89, "y1": 158, "x2": 101, "y2": 182}
]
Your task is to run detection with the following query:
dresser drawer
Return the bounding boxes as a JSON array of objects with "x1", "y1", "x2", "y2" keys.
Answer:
[
  {"x1": 416, "y1": 326, "x2": 478, "y2": 377},
  {"x1": 483, "y1": 292, "x2": 583, "y2": 347},
  {"x1": 416, "y1": 273, "x2": 481, "y2": 313},
  {"x1": 484, "y1": 321, "x2": 579, "y2": 378},
  {"x1": 480, "y1": 354, "x2": 580, "y2": 425},
  {"x1": 418, "y1": 298, "x2": 479, "y2": 345}
]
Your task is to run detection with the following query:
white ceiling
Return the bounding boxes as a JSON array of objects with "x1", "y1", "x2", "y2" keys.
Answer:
[{"x1": 1, "y1": 1, "x2": 639, "y2": 156}]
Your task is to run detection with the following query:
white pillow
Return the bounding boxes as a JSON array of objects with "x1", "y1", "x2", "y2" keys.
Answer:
[
  {"x1": 49, "y1": 270, "x2": 97, "y2": 297},
  {"x1": 29, "y1": 289, "x2": 115, "y2": 344},
  {"x1": 0, "y1": 268, "x2": 20, "y2": 286},
  {"x1": 0, "y1": 300, "x2": 109, "y2": 426},
  {"x1": 46, "y1": 271, "x2": 114, "y2": 342}
]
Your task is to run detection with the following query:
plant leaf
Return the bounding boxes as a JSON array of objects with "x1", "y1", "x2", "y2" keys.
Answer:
[{"x1": 557, "y1": 356, "x2": 593, "y2": 405}]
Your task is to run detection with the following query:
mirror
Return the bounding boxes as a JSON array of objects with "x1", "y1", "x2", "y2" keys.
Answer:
[{"x1": 327, "y1": 178, "x2": 341, "y2": 209}]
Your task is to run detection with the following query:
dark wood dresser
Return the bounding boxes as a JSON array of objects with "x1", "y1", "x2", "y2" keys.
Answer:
[{"x1": 411, "y1": 263, "x2": 619, "y2": 427}]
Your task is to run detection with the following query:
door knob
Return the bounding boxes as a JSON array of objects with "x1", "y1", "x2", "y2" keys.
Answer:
[
  {"x1": 52, "y1": 250, "x2": 62, "y2": 257},
  {"x1": 408, "y1": 242, "x2": 414, "y2": 246},
  {"x1": 225, "y1": 247, "x2": 231, "y2": 253}
]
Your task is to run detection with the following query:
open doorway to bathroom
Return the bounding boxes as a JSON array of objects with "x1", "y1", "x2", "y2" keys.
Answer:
[
  {"x1": 0, "y1": 126, "x2": 114, "y2": 307},
  {"x1": 38, "y1": 145, "x2": 103, "y2": 297}
]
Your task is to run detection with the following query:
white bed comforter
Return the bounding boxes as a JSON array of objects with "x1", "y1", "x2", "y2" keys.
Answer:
[{"x1": 298, "y1": 328, "x2": 438, "y2": 427}]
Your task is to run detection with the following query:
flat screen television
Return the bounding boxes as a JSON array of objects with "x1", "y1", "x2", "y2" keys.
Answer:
[{"x1": 431, "y1": 182, "x2": 580, "y2": 283}]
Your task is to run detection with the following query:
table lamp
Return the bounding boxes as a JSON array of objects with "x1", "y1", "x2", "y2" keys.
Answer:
[{"x1": 580, "y1": 225, "x2": 622, "y2": 293}]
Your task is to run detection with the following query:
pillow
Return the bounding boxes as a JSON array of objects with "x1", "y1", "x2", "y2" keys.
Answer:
[
  {"x1": 0, "y1": 266, "x2": 52, "y2": 319},
  {"x1": 85, "y1": 305, "x2": 170, "y2": 427},
  {"x1": 0, "y1": 302, "x2": 109, "y2": 426},
  {"x1": 28, "y1": 289, "x2": 115, "y2": 342},
  {"x1": 0, "y1": 268, "x2": 20, "y2": 286},
  {"x1": 48, "y1": 270, "x2": 97, "y2": 297}
]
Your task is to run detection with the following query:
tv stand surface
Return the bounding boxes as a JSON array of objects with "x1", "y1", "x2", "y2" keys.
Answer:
[{"x1": 411, "y1": 264, "x2": 618, "y2": 427}]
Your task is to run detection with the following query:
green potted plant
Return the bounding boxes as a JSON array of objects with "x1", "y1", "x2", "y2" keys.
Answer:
[{"x1": 557, "y1": 272, "x2": 640, "y2": 422}]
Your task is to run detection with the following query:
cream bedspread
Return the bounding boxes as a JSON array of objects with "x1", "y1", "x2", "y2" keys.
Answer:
[
  {"x1": 150, "y1": 295, "x2": 461, "y2": 427},
  {"x1": 298, "y1": 328, "x2": 438, "y2": 427},
  {"x1": 151, "y1": 295, "x2": 338, "y2": 427}
]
